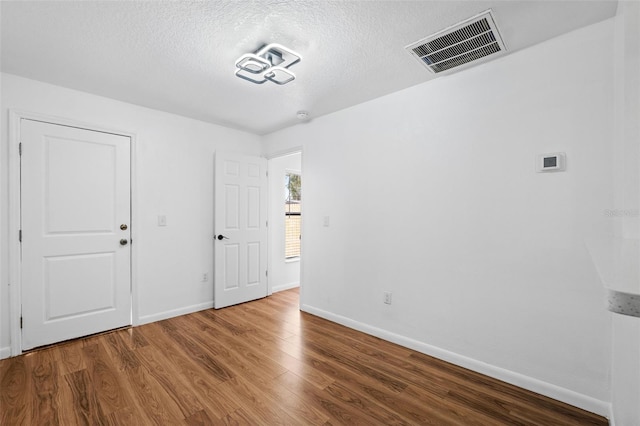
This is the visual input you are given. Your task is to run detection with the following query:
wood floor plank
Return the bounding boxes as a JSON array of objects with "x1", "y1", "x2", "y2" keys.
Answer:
[
  {"x1": 296, "y1": 321, "x2": 533, "y2": 424},
  {"x1": 156, "y1": 317, "x2": 235, "y2": 382},
  {"x1": 299, "y1": 312, "x2": 414, "y2": 358},
  {"x1": 224, "y1": 303, "x2": 296, "y2": 340},
  {"x1": 0, "y1": 288, "x2": 608, "y2": 426},
  {"x1": 121, "y1": 365, "x2": 184, "y2": 424},
  {"x1": 211, "y1": 407, "x2": 265, "y2": 426},
  {"x1": 183, "y1": 313, "x2": 288, "y2": 381},
  {"x1": 196, "y1": 309, "x2": 336, "y2": 391},
  {"x1": 140, "y1": 322, "x2": 242, "y2": 418},
  {"x1": 239, "y1": 302, "x2": 301, "y2": 335},
  {"x1": 105, "y1": 407, "x2": 137, "y2": 425},
  {"x1": 244, "y1": 330, "x2": 335, "y2": 389},
  {"x1": 183, "y1": 408, "x2": 215, "y2": 426},
  {"x1": 134, "y1": 344, "x2": 204, "y2": 418},
  {"x1": 291, "y1": 314, "x2": 590, "y2": 426},
  {"x1": 285, "y1": 331, "x2": 409, "y2": 394},
  {"x1": 81, "y1": 341, "x2": 136, "y2": 416},
  {"x1": 279, "y1": 335, "x2": 485, "y2": 425},
  {"x1": 198, "y1": 308, "x2": 253, "y2": 336},
  {"x1": 102, "y1": 332, "x2": 141, "y2": 372},
  {"x1": 0, "y1": 355, "x2": 31, "y2": 425},
  {"x1": 275, "y1": 370, "x2": 388, "y2": 425},
  {"x1": 51, "y1": 360, "x2": 82, "y2": 425},
  {"x1": 27, "y1": 349, "x2": 61, "y2": 425},
  {"x1": 64, "y1": 369, "x2": 109, "y2": 425},
  {"x1": 407, "y1": 351, "x2": 607, "y2": 425},
  {"x1": 401, "y1": 382, "x2": 513, "y2": 426},
  {"x1": 54, "y1": 342, "x2": 87, "y2": 376},
  {"x1": 215, "y1": 376, "x2": 301, "y2": 424},
  {"x1": 181, "y1": 315, "x2": 330, "y2": 424},
  {"x1": 323, "y1": 380, "x2": 412, "y2": 425},
  {"x1": 118, "y1": 327, "x2": 150, "y2": 350}
]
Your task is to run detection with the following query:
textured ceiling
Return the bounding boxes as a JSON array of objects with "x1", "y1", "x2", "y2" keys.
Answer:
[{"x1": 1, "y1": 1, "x2": 617, "y2": 135}]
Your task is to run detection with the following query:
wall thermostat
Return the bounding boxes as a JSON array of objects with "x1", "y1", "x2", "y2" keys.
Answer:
[{"x1": 537, "y1": 152, "x2": 566, "y2": 172}]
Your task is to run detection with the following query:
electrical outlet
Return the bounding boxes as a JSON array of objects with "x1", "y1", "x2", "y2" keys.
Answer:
[
  {"x1": 202, "y1": 273, "x2": 208, "y2": 282},
  {"x1": 383, "y1": 291, "x2": 392, "y2": 305},
  {"x1": 158, "y1": 215, "x2": 167, "y2": 226}
]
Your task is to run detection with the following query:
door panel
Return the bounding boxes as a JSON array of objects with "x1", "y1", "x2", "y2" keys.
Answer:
[
  {"x1": 45, "y1": 253, "x2": 115, "y2": 320},
  {"x1": 21, "y1": 119, "x2": 131, "y2": 350},
  {"x1": 45, "y1": 137, "x2": 116, "y2": 233},
  {"x1": 247, "y1": 242, "x2": 260, "y2": 285},
  {"x1": 224, "y1": 244, "x2": 240, "y2": 290},
  {"x1": 225, "y1": 184, "x2": 240, "y2": 229},
  {"x1": 214, "y1": 153, "x2": 267, "y2": 308},
  {"x1": 247, "y1": 186, "x2": 260, "y2": 228}
]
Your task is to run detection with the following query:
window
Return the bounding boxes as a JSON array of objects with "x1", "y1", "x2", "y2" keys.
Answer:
[{"x1": 285, "y1": 172, "x2": 301, "y2": 259}]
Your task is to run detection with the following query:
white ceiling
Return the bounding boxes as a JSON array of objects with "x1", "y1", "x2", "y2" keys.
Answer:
[{"x1": 1, "y1": 1, "x2": 617, "y2": 135}]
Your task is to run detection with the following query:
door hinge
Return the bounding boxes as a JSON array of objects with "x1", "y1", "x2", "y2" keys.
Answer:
[
  {"x1": 19, "y1": 142, "x2": 22, "y2": 156},
  {"x1": 265, "y1": 270, "x2": 268, "y2": 277},
  {"x1": 20, "y1": 316, "x2": 23, "y2": 329},
  {"x1": 266, "y1": 170, "x2": 269, "y2": 177},
  {"x1": 18, "y1": 230, "x2": 22, "y2": 242},
  {"x1": 266, "y1": 220, "x2": 268, "y2": 227}
]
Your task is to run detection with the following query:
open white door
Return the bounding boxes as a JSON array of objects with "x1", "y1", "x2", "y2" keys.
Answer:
[
  {"x1": 214, "y1": 152, "x2": 268, "y2": 308},
  {"x1": 21, "y1": 119, "x2": 131, "y2": 350}
]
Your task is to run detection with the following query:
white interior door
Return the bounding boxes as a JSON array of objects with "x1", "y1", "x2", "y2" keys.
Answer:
[
  {"x1": 214, "y1": 152, "x2": 268, "y2": 308},
  {"x1": 21, "y1": 119, "x2": 131, "y2": 350}
]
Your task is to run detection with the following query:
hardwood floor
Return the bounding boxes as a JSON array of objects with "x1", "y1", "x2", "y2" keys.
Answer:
[{"x1": 1, "y1": 288, "x2": 607, "y2": 425}]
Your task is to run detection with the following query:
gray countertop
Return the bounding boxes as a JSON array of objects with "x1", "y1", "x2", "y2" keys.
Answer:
[{"x1": 607, "y1": 290, "x2": 640, "y2": 318}]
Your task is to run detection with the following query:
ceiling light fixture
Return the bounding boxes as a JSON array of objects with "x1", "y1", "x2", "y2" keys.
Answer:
[{"x1": 235, "y1": 43, "x2": 302, "y2": 85}]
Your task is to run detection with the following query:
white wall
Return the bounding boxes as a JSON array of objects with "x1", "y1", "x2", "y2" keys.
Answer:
[
  {"x1": 263, "y1": 19, "x2": 615, "y2": 414},
  {"x1": 0, "y1": 73, "x2": 261, "y2": 356},
  {"x1": 268, "y1": 152, "x2": 302, "y2": 293},
  {"x1": 611, "y1": 2, "x2": 640, "y2": 425}
]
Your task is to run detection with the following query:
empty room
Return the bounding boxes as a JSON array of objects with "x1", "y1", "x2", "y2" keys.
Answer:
[{"x1": 1, "y1": 1, "x2": 639, "y2": 425}]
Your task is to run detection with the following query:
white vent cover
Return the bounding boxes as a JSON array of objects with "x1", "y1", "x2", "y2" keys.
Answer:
[{"x1": 406, "y1": 10, "x2": 506, "y2": 74}]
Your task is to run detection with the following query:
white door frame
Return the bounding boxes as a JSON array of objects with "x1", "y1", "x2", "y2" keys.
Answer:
[
  {"x1": 266, "y1": 147, "x2": 304, "y2": 303},
  {"x1": 8, "y1": 109, "x2": 138, "y2": 356}
]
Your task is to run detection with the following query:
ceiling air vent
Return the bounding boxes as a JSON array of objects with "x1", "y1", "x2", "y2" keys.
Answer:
[{"x1": 406, "y1": 10, "x2": 506, "y2": 74}]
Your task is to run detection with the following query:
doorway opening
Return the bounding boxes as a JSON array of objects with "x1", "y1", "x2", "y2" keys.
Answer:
[{"x1": 268, "y1": 151, "x2": 302, "y2": 295}]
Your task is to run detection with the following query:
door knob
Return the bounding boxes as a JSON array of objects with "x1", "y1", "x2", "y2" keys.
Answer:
[
  {"x1": 217, "y1": 234, "x2": 229, "y2": 240},
  {"x1": 120, "y1": 239, "x2": 129, "y2": 246},
  {"x1": 120, "y1": 224, "x2": 128, "y2": 231}
]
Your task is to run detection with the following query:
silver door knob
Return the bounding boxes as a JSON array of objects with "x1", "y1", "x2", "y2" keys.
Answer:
[
  {"x1": 120, "y1": 224, "x2": 128, "y2": 231},
  {"x1": 120, "y1": 239, "x2": 128, "y2": 246}
]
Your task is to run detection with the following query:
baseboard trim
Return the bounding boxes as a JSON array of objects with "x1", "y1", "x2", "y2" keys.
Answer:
[
  {"x1": 301, "y1": 304, "x2": 611, "y2": 418},
  {"x1": 272, "y1": 282, "x2": 300, "y2": 293},
  {"x1": 0, "y1": 346, "x2": 11, "y2": 360},
  {"x1": 137, "y1": 301, "x2": 214, "y2": 326}
]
